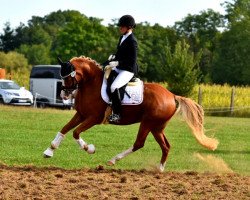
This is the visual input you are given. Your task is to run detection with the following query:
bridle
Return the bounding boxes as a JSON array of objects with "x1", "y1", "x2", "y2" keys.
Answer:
[
  {"x1": 59, "y1": 61, "x2": 78, "y2": 93},
  {"x1": 61, "y1": 73, "x2": 78, "y2": 94}
]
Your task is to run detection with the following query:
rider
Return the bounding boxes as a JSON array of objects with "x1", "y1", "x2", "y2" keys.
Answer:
[{"x1": 108, "y1": 15, "x2": 139, "y2": 123}]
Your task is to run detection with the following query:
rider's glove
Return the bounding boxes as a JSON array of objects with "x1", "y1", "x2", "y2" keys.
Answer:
[
  {"x1": 109, "y1": 61, "x2": 119, "y2": 68},
  {"x1": 108, "y1": 54, "x2": 115, "y2": 61}
]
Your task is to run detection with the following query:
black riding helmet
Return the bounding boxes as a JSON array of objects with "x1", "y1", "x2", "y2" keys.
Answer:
[{"x1": 118, "y1": 15, "x2": 136, "y2": 28}]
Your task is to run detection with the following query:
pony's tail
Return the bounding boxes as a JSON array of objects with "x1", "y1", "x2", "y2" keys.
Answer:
[{"x1": 175, "y1": 95, "x2": 219, "y2": 150}]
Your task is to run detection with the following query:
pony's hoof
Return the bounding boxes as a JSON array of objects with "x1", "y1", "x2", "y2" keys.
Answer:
[
  {"x1": 107, "y1": 160, "x2": 115, "y2": 166},
  {"x1": 158, "y1": 163, "x2": 165, "y2": 172},
  {"x1": 87, "y1": 144, "x2": 95, "y2": 154},
  {"x1": 43, "y1": 147, "x2": 54, "y2": 158}
]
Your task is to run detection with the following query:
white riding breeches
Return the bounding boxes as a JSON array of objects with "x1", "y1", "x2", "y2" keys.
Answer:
[{"x1": 110, "y1": 68, "x2": 134, "y2": 93}]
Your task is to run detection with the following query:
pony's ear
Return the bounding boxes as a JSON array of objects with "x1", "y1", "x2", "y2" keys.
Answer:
[{"x1": 57, "y1": 57, "x2": 63, "y2": 65}]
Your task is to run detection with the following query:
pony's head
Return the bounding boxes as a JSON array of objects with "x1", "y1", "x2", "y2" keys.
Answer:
[
  {"x1": 57, "y1": 57, "x2": 79, "y2": 99},
  {"x1": 57, "y1": 56, "x2": 102, "y2": 99},
  {"x1": 58, "y1": 57, "x2": 76, "y2": 79}
]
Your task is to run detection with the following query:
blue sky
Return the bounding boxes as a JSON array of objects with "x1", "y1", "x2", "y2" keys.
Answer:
[{"x1": 0, "y1": 0, "x2": 226, "y2": 32}]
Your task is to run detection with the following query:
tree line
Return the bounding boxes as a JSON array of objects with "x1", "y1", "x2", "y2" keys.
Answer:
[{"x1": 0, "y1": 0, "x2": 249, "y2": 95}]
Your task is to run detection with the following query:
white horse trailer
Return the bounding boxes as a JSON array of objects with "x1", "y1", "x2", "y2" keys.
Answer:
[{"x1": 30, "y1": 65, "x2": 72, "y2": 108}]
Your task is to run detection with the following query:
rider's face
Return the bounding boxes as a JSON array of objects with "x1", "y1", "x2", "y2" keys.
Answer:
[{"x1": 119, "y1": 26, "x2": 128, "y2": 34}]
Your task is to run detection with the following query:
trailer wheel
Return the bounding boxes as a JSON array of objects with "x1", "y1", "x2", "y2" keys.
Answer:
[
  {"x1": 36, "y1": 98, "x2": 49, "y2": 109},
  {"x1": 37, "y1": 102, "x2": 46, "y2": 108}
]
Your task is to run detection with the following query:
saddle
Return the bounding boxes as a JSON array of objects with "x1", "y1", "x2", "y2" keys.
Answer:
[
  {"x1": 104, "y1": 65, "x2": 140, "y2": 100},
  {"x1": 101, "y1": 66, "x2": 143, "y2": 105}
]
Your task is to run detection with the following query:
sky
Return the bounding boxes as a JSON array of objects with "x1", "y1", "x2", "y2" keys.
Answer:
[{"x1": 0, "y1": 0, "x2": 226, "y2": 33}]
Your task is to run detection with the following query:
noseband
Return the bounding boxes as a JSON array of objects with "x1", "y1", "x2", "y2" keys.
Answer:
[{"x1": 61, "y1": 76, "x2": 78, "y2": 93}]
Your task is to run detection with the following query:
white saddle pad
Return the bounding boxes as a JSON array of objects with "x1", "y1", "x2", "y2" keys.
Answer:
[{"x1": 101, "y1": 78, "x2": 144, "y2": 105}]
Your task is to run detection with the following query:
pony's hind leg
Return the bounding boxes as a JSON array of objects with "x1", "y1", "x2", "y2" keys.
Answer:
[
  {"x1": 151, "y1": 128, "x2": 170, "y2": 172},
  {"x1": 43, "y1": 112, "x2": 83, "y2": 158},
  {"x1": 107, "y1": 121, "x2": 151, "y2": 165},
  {"x1": 107, "y1": 147, "x2": 134, "y2": 165}
]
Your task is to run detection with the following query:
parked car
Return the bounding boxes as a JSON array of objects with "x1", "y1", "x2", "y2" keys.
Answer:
[{"x1": 0, "y1": 79, "x2": 33, "y2": 105}]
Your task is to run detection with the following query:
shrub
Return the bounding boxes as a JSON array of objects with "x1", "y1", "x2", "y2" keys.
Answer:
[{"x1": 164, "y1": 40, "x2": 201, "y2": 96}]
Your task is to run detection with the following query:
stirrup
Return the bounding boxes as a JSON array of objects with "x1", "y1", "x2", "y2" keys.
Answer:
[{"x1": 108, "y1": 113, "x2": 121, "y2": 123}]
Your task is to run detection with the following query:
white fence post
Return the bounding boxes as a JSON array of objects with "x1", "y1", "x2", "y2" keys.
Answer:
[{"x1": 34, "y1": 93, "x2": 38, "y2": 108}]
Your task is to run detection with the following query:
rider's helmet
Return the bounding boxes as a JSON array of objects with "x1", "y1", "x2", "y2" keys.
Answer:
[{"x1": 118, "y1": 15, "x2": 136, "y2": 28}]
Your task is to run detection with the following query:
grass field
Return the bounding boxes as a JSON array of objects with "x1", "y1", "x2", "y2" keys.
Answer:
[{"x1": 0, "y1": 105, "x2": 249, "y2": 175}]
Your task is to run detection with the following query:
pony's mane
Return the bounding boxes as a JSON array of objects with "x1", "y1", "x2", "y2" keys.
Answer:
[{"x1": 70, "y1": 56, "x2": 102, "y2": 70}]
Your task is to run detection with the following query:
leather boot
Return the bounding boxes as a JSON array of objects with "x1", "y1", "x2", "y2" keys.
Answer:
[{"x1": 109, "y1": 89, "x2": 121, "y2": 123}]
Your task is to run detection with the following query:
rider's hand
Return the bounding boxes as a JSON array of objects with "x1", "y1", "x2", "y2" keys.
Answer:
[
  {"x1": 104, "y1": 65, "x2": 111, "y2": 71},
  {"x1": 108, "y1": 54, "x2": 115, "y2": 61},
  {"x1": 109, "y1": 61, "x2": 119, "y2": 68}
]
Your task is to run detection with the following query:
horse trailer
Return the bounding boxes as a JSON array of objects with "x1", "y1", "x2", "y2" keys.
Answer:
[{"x1": 30, "y1": 65, "x2": 73, "y2": 108}]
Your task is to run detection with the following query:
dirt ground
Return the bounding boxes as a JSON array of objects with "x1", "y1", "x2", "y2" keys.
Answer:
[{"x1": 0, "y1": 164, "x2": 249, "y2": 200}]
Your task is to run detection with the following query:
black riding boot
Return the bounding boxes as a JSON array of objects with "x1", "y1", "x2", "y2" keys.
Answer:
[{"x1": 109, "y1": 89, "x2": 121, "y2": 123}]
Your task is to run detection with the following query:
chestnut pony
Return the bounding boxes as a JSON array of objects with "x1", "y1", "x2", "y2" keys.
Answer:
[{"x1": 43, "y1": 56, "x2": 218, "y2": 172}]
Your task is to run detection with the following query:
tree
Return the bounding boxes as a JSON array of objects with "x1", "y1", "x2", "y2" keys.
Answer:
[
  {"x1": 164, "y1": 40, "x2": 201, "y2": 96},
  {"x1": 212, "y1": 0, "x2": 250, "y2": 85},
  {"x1": 174, "y1": 9, "x2": 225, "y2": 50},
  {"x1": 223, "y1": 0, "x2": 250, "y2": 26},
  {"x1": 0, "y1": 51, "x2": 30, "y2": 88},
  {"x1": 134, "y1": 23, "x2": 178, "y2": 81},
  {"x1": 18, "y1": 44, "x2": 51, "y2": 65},
  {"x1": 54, "y1": 15, "x2": 113, "y2": 62},
  {"x1": 19, "y1": 25, "x2": 52, "y2": 47},
  {"x1": 212, "y1": 23, "x2": 250, "y2": 85},
  {"x1": 0, "y1": 51, "x2": 28, "y2": 72},
  {"x1": 174, "y1": 9, "x2": 225, "y2": 83},
  {"x1": 0, "y1": 22, "x2": 16, "y2": 52}
]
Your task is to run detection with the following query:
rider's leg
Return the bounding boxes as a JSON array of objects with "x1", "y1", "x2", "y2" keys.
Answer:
[
  {"x1": 110, "y1": 69, "x2": 134, "y2": 93},
  {"x1": 109, "y1": 69, "x2": 134, "y2": 123},
  {"x1": 109, "y1": 88, "x2": 122, "y2": 122}
]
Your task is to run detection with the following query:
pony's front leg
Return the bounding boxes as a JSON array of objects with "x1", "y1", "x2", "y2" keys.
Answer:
[
  {"x1": 73, "y1": 117, "x2": 99, "y2": 154},
  {"x1": 43, "y1": 112, "x2": 82, "y2": 158},
  {"x1": 75, "y1": 137, "x2": 95, "y2": 154}
]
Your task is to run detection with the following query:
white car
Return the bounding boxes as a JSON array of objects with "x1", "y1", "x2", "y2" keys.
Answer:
[{"x1": 0, "y1": 79, "x2": 33, "y2": 105}]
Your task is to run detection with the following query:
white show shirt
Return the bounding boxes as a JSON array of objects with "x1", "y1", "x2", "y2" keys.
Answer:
[{"x1": 120, "y1": 31, "x2": 132, "y2": 45}]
